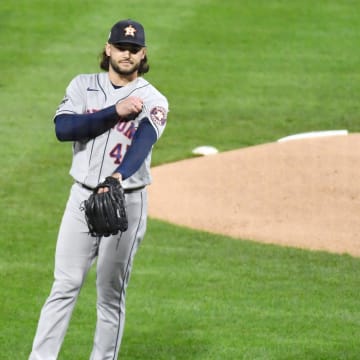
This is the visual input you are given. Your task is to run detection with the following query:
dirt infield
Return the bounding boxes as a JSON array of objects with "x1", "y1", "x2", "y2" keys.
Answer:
[{"x1": 148, "y1": 133, "x2": 360, "y2": 257}]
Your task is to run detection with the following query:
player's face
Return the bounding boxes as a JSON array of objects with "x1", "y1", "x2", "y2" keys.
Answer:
[{"x1": 106, "y1": 43, "x2": 146, "y2": 76}]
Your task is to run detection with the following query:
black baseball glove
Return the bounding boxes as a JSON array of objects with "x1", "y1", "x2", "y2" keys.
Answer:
[{"x1": 82, "y1": 176, "x2": 128, "y2": 237}]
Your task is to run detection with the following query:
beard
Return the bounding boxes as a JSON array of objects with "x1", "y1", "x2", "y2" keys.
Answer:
[{"x1": 109, "y1": 57, "x2": 140, "y2": 76}]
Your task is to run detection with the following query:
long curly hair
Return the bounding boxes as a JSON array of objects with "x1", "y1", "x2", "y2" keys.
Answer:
[{"x1": 99, "y1": 49, "x2": 150, "y2": 75}]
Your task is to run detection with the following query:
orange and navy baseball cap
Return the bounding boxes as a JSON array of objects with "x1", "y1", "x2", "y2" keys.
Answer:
[{"x1": 108, "y1": 19, "x2": 146, "y2": 47}]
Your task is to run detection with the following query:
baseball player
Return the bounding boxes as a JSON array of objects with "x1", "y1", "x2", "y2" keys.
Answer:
[{"x1": 29, "y1": 19, "x2": 168, "y2": 360}]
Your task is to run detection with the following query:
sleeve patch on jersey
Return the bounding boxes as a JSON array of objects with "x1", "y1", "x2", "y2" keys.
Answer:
[{"x1": 150, "y1": 106, "x2": 167, "y2": 126}]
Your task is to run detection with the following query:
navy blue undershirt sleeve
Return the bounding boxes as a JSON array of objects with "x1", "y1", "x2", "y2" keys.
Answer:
[
  {"x1": 114, "y1": 118, "x2": 157, "y2": 180},
  {"x1": 55, "y1": 105, "x2": 120, "y2": 141}
]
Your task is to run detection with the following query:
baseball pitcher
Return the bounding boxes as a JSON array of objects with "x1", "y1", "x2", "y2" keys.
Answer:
[{"x1": 29, "y1": 19, "x2": 168, "y2": 360}]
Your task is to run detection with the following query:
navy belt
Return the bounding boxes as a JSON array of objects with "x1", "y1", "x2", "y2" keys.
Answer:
[{"x1": 78, "y1": 182, "x2": 145, "y2": 194}]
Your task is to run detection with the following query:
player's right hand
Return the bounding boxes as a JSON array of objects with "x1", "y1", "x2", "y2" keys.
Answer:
[{"x1": 116, "y1": 96, "x2": 143, "y2": 118}]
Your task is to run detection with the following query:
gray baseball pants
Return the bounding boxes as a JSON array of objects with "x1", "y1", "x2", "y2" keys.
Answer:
[{"x1": 29, "y1": 182, "x2": 147, "y2": 360}]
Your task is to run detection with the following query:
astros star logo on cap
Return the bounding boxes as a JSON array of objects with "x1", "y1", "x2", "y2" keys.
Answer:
[{"x1": 124, "y1": 25, "x2": 136, "y2": 37}]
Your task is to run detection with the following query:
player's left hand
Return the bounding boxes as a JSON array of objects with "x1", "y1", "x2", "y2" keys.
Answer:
[
  {"x1": 97, "y1": 173, "x2": 122, "y2": 194},
  {"x1": 82, "y1": 176, "x2": 128, "y2": 237}
]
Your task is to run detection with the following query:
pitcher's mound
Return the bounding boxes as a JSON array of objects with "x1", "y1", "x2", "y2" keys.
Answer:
[{"x1": 148, "y1": 134, "x2": 360, "y2": 257}]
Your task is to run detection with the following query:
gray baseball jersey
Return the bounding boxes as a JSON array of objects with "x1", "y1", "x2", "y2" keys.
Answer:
[{"x1": 55, "y1": 73, "x2": 168, "y2": 189}]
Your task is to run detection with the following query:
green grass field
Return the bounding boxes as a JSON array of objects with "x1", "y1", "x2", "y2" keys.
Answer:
[{"x1": 1, "y1": 1, "x2": 360, "y2": 359}]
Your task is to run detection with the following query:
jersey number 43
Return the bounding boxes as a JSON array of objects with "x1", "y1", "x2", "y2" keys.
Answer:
[{"x1": 109, "y1": 143, "x2": 130, "y2": 164}]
